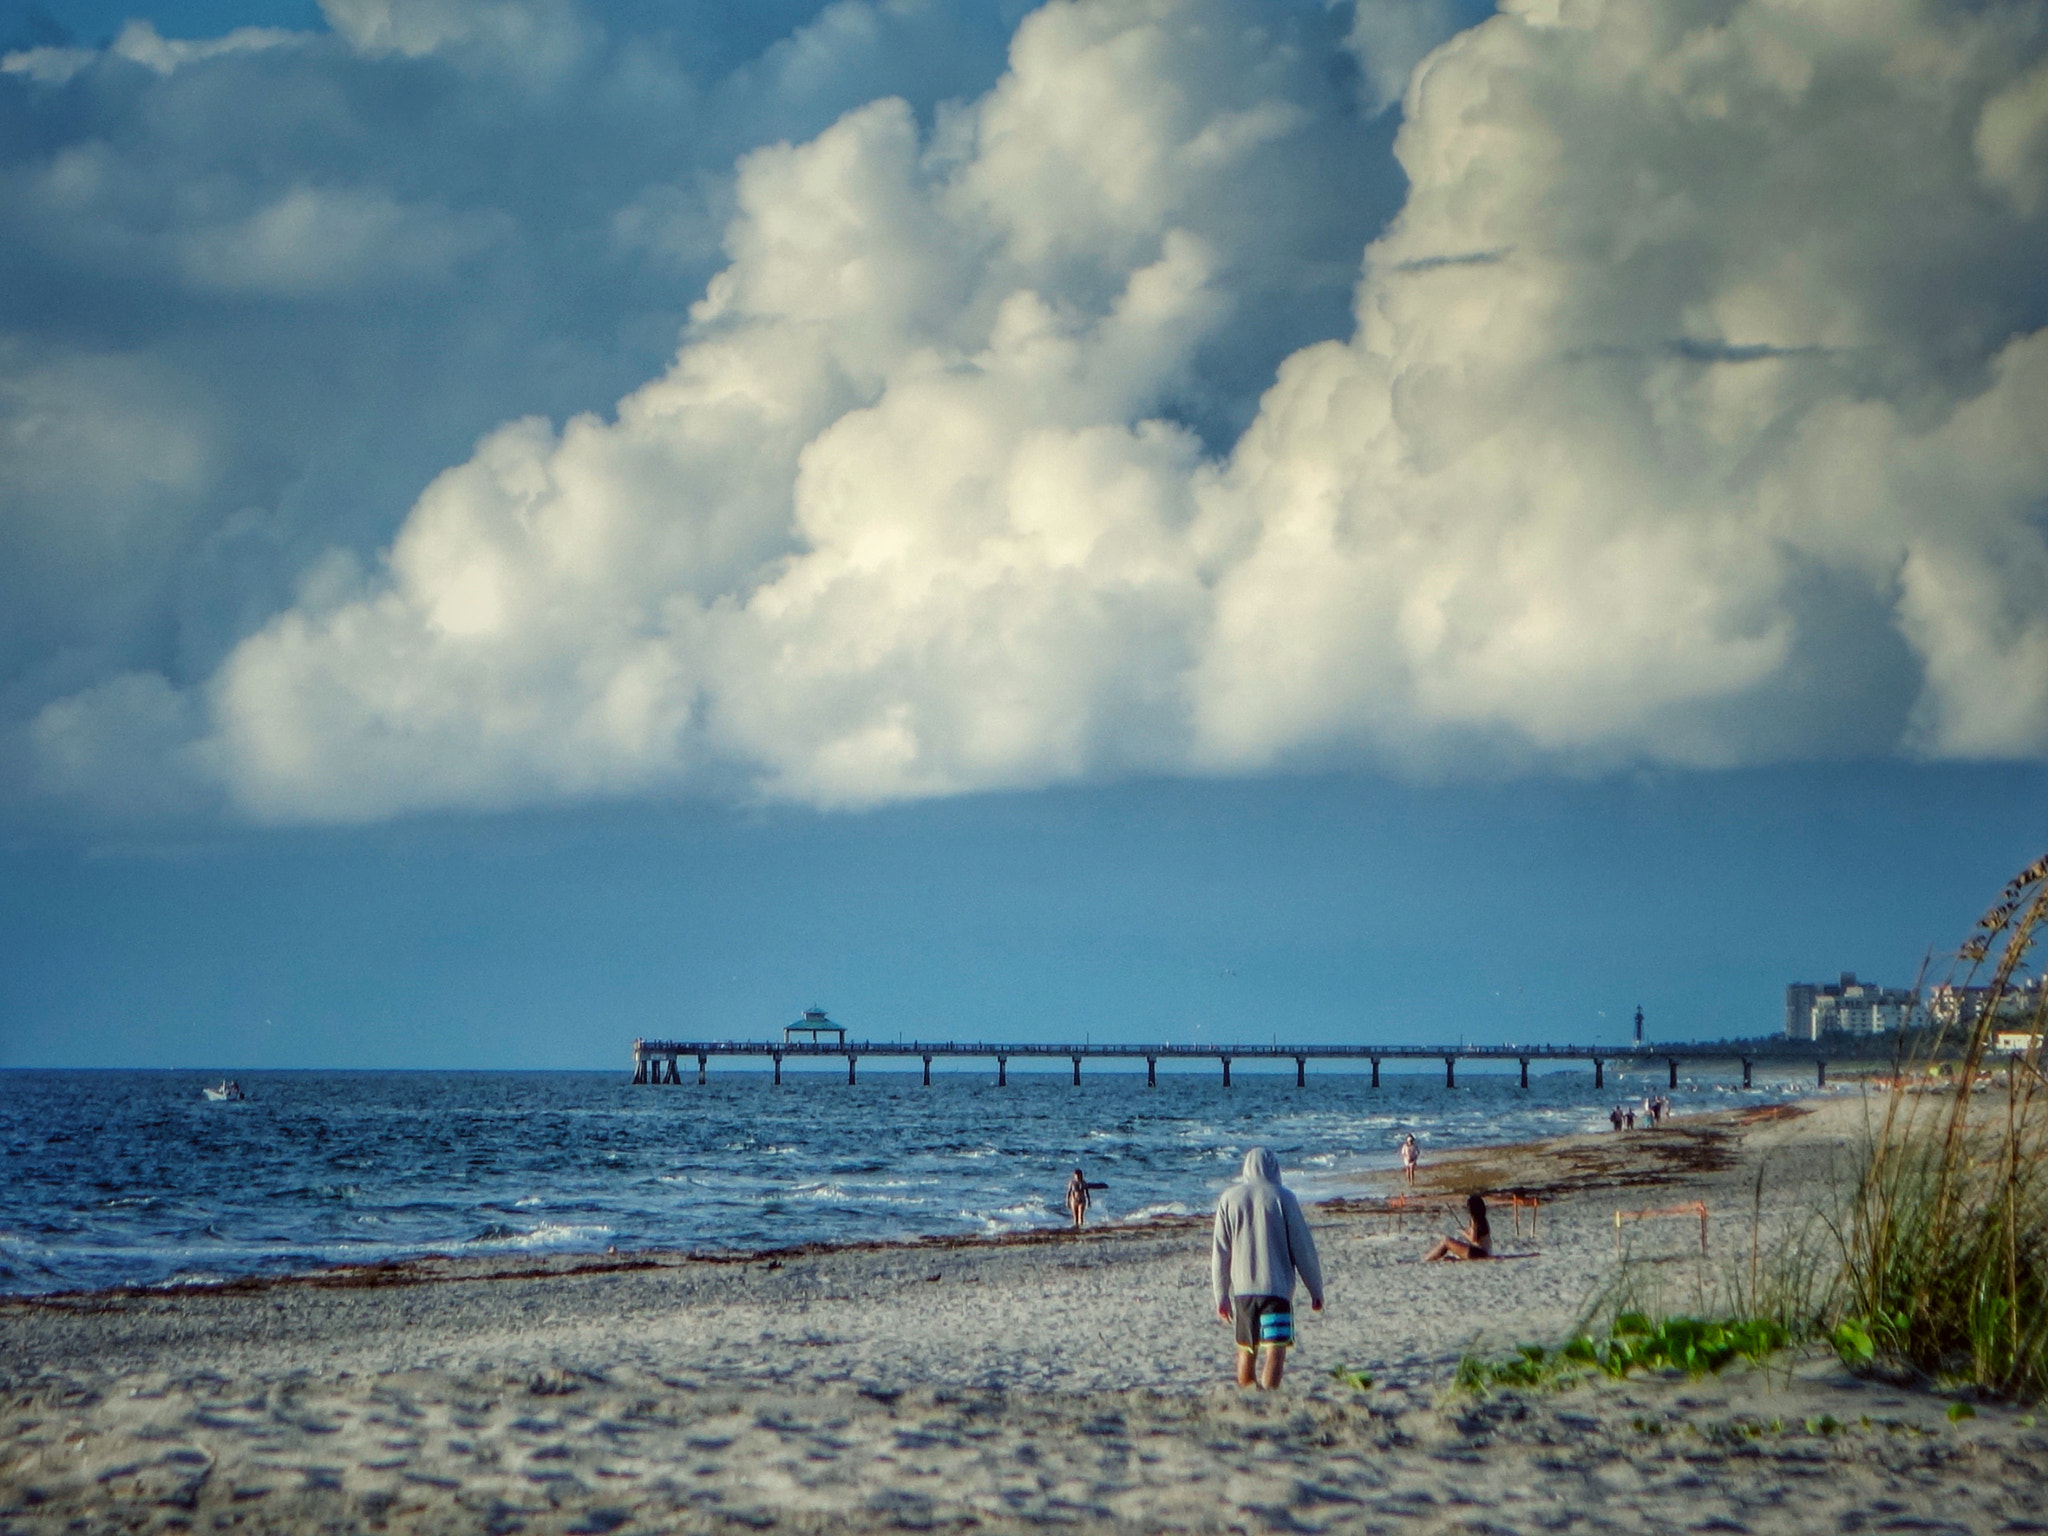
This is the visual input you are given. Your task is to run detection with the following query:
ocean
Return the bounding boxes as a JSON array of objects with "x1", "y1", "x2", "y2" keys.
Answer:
[{"x1": 0, "y1": 1063, "x2": 1811, "y2": 1296}]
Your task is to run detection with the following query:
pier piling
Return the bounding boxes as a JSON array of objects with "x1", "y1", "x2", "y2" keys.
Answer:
[
  {"x1": 1519, "y1": 1057, "x2": 1529, "y2": 1089},
  {"x1": 1741, "y1": 1058, "x2": 1751, "y2": 1089},
  {"x1": 1594, "y1": 1058, "x2": 1604, "y2": 1089},
  {"x1": 1370, "y1": 1057, "x2": 1380, "y2": 1088},
  {"x1": 1071, "y1": 1055, "x2": 1081, "y2": 1086},
  {"x1": 1667, "y1": 1058, "x2": 1678, "y2": 1088},
  {"x1": 848, "y1": 1055, "x2": 858, "y2": 1086},
  {"x1": 1295, "y1": 1056, "x2": 1306, "y2": 1087},
  {"x1": 997, "y1": 1055, "x2": 1008, "y2": 1087},
  {"x1": 922, "y1": 1054, "x2": 932, "y2": 1086},
  {"x1": 1146, "y1": 1056, "x2": 1156, "y2": 1087},
  {"x1": 1221, "y1": 1055, "x2": 1232, "y2": 1088},
  {"x1": 697, "y1": 1053, "x2": 707, "y2": 1086},
  {"x1": 773, "y1": 1052, "x2": 782, "y2": 1086},
  {"x1": 1444, "y1": 1055, "x2": 1455, "y2": 1089}
]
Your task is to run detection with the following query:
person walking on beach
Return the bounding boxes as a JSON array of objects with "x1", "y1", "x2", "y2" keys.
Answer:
[
  {"x1": 1066, "y1": 1167, "x2": 1106, "y2": 1229},
  {"x1": 1213, "y1": 1148, "x2": 1324, "y2": 1390},
  {"x1": 1610, "y1": 1105, "x2": 1624, "y2": 1132},
  {"x1": 1399, "y1": 1133, "x2": 1418, "y2": 1186}
]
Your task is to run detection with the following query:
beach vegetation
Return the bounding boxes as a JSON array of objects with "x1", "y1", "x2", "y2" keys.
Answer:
[
  {"x1": 1593, "y1": 1165, "x2": 1839, "y2": 1351},
  {"x1": 1728, "y1": 1167, "x2": 1842, "y2": 1337},
  {"x1": 1839, "y1": 849, "x2": 2048, "y2": 1403},
  {"x1": 1454, "y1": 1313, "x2": 1789, "y2": 1395},
  {"x1": 1592, "y1": 1313, "x2": 1789, "y2": 1377},
  {"x1": 1453, "y1": 1341, "x2": 1591, "y2": 1394}
]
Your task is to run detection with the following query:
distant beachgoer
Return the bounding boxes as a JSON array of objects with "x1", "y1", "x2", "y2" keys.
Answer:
[
  {"x1": 1658, "y1": 1096, "x2": 1673, "y2": 1121},
  {"x1": 1624, "y1": 1108, "x2": 1637, "y2": 1130},
  {"x1": 1213, "y1": 1148, "x2": 1324, "y2": 1391},
  {"x1": 1610, "y1": 1105, "x2": 1624, "y2": 1132},
  {"x1": 1423, "y1": 1193, "x2": 1493, "y2": 1262},
  {"x1": 1066, "y1": 1167, "x2": 1107, "y2": 1229},
  {"x1": 1399, "y1": 1133, "x2": 1418, "y2": 1185}
]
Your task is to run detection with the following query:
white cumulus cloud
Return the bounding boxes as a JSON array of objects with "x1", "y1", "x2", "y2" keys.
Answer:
[{"x1": 26, "y1": 0, "x2": 2048, "y2": 822}]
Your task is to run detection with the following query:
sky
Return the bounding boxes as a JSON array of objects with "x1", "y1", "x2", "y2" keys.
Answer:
[{"x1": 3, "y1": 0, "x2": 2047, "y2": 1070}]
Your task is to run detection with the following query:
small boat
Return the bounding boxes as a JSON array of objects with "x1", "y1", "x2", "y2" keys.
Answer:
[{"x1": 202, "y1": 1080, "x2": 245, "y2": 1102}]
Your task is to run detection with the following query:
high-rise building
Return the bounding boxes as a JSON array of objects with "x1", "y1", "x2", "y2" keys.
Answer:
[
  {"x1": 1784, "y1": 973, "x2": 1926, "y2": 1039},
  {"x1": 1784, "y1": 983, "x2": 1818, "y2": 1040}
]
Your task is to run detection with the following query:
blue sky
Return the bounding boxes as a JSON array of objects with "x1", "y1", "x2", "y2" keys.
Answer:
[
  {"x1": 8, "y1": 759, "x2": 2041, "y2": 1069},
  {"x1": 3, "y1": 0, "x2": 2046, "y2": 1068}
]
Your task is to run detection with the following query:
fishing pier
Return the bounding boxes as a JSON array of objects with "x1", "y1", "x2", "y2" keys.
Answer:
[{"x1": 632, "y1": 1012, "x2": 1838, "y2": 1090}]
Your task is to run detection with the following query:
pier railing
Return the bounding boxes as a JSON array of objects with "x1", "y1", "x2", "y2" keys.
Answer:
[{"x1": 629, "y1": 1037, "x2": 1843, "y2": 1089}]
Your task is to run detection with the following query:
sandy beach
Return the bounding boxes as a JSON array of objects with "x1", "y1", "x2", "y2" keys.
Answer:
[{"x1": 5, "y1": 1090, "x2": 2042, "y2": 1534}]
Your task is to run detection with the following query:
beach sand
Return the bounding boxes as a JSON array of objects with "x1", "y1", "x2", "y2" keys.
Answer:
[{"x1": 4, "y1": 1090, "x2": 2041, "y2": 1533}]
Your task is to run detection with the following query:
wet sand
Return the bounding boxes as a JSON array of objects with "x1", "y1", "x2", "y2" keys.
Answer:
[{"x1": 5, "y1": 1090, "x2": 2041, "y2": 1534}]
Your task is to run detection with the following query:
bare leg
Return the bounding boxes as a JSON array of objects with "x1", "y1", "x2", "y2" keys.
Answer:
[
  {"x1": 1235, "y1": 1348, "x2": 1256, "y2": 1388},
  {"x1": 1423, "y1": 1238, "x2": 1451, "y2": 1261},
  {"x1": 1258, "y1": 1347, "x2": 1287, "y2": 1390}
]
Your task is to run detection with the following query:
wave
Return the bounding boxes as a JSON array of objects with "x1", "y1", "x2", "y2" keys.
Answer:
[
  {"x1": 465, "y1": 1222, "x2": 613, "y2": 1250},
  {"x1": 1121, "y1": 1202, "x2": 1192, "y2": 1222}
]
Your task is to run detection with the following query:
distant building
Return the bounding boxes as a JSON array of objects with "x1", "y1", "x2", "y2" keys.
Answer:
[
  {"x1": 1785, "y1": 983, "x2": 1818, "y2": 1039},
  {"x1": 1785, "y1": 973, "x2": 1926, "y2": 1039},
  {"x1": 1929, "y1": 978, "x2": 2045, "y2": 1032}
]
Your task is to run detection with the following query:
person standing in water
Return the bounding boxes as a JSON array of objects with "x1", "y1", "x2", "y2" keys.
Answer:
[
  {"x1": 1212, "y1": 1148, "x2": 1324, "y2": 1390},
  {"x1": 1066, "y1": 1167, "x2": 1106, "y2": 1229}
]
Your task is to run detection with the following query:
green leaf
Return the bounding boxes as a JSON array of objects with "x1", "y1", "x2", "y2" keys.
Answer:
[{"x1": 1831, "y1": 1321, "x2": 1876, "y2": 1364}]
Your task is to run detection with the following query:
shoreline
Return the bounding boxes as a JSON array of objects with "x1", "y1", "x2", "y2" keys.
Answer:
[
  {"x1": 14, "y1": 1087, "x2": 2040, "y2": 1535},
  {"x1": 1, "y1": 1100, "x2": 1809, "y2": 1314}
]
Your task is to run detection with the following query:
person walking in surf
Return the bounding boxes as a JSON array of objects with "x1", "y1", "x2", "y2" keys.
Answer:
[{"x1": 1066, "y1": 1167, "x2": 1107, "y2": 1229}]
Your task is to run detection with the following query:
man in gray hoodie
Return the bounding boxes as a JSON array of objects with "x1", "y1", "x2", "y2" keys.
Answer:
[{"x1": 1212, "y1": 1147, "x2": 1325, "y2": 1389}]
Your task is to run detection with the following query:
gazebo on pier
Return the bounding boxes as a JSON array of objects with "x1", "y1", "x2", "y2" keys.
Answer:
[{"x1": 784, "y1": 1007, "x2": 846, "y2": 1047}]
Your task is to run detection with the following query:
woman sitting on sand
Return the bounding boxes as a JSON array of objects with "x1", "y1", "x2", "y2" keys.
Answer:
[{"x1": 1423, "y1": 1193, "x2": 1491, "y2": 1262}]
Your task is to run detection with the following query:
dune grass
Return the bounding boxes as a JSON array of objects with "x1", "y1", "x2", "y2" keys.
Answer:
[
  {"x1": 1837, "y1": 851, "x2": 2048, "y2": 1402},
  {"x1": 1461, "y1": 851, "x2": 2048, "y2": 1404}
]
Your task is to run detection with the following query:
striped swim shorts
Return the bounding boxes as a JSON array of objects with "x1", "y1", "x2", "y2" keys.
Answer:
[{"x1": 1231, "y1": 1294, "x2": 1294, "y2": 1351}]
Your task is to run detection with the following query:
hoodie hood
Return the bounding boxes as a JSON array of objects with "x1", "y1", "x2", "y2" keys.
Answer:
[{"x1": 1243, "y1": 1147, "x2": 1280, "y2": 1183}]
